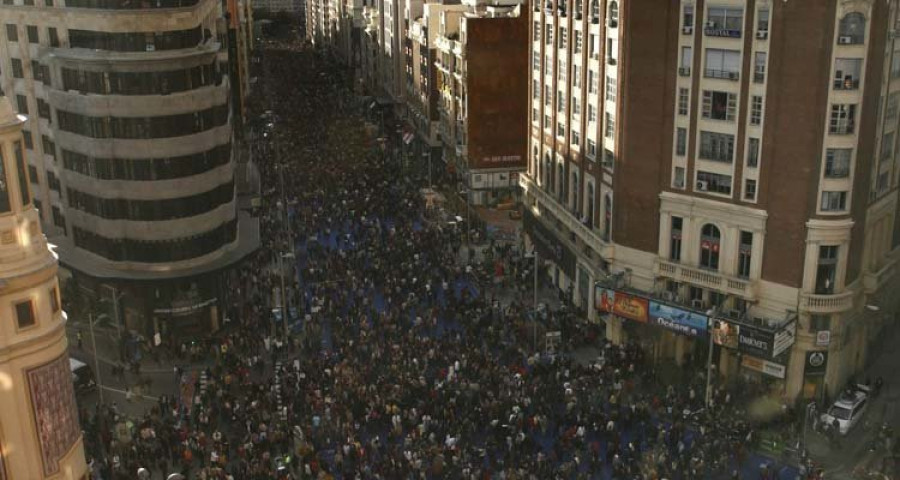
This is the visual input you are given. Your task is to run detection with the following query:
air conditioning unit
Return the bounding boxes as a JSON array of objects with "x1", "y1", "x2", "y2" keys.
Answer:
[
  {"x1": 704, "y1": 21, "x2": 716, "y2": 29},
  {"x1": 679, "y1": 67, "x2": 691, "y2": 76},
  {"x1": 756, "y1": 30, "x2": 768, "y2": 40},
  {"x1": 728, "y1": 71, "x2": 739, "y2": 80},
  {"x1": 838, "y1": 36, "x2": 853, "y2": 44},
  {"x1": 691, "y1": 299, "x2": 705, "y2": 310},
  {"x1": 696, "y1": 180, "x2": 709, "y2": 191},
  {"x1": 682, "y1": 26, "x2": 693, "y2": 35}
]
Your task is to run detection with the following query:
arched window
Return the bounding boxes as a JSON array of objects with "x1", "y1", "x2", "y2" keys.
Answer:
[
  {"x1": 586, "y1": 183, "x2": 595, "y2": 228},
  {"x1": 571, "y1": 171, "x2": 579, "y2": 212},
  {"x1": 574, "y1": 0, "x2": 583, "y2": 19},
  {"x1": 602, "y1": 193, "x2": 612, "y2": 241},
  {"x1": 699, "y1": 224, "x2": 721, "y2": 270},
  {"x1": 591, "y1": 0, "x2": 600, "y2": 23},
  {"x1": 608, "y1": 1, "x2": 618, "y2": 27},
  {"x1": 838, "y1": 12, "x2": 866, "y2": 44},
  {"x1": 532, "y1": 147, "x2": 539, "y2": 178},
  {"x1": 557, "y1": 163, "x2": 565, "y2": 199}
]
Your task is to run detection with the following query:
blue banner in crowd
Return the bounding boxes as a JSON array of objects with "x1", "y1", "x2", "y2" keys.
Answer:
[{"x1": 648, "y1": 301, "x2": 709, "y2": 338}]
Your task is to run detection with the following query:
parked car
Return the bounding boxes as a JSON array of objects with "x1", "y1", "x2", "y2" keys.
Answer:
[{"x1": 820, "y1": 385, "x2": 869, "y2": 435}]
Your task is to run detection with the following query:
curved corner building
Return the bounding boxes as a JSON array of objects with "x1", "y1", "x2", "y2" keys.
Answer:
[{"x1": 0, "y1": 0, "x2": 259, "y2": 338}]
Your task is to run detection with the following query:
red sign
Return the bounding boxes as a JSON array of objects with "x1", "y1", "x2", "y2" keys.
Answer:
[{"x1": 612, "y1": 293, "x2": 649, "y2": 323}]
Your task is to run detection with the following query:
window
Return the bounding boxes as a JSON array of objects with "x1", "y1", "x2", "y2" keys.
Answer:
[
  {"x1": 572, "y1": 96, "x2": 581, "y2": 116},
  {"x1": 676, "y1": 128, "x2": 687, "y2": 156},
  {"x1": 604, "y1": 112, "x2": 615, "y2": 138},
  {"x1": 48, "y1": 28, "x2": 59, "y2": 47},
  {"x1": 697, "y1": 171, "x2": 732, "y2": 195},
  {"x1": 680, "y1": 46, "x2": 693, "y2": 69},
  {"x1": 815, "y1": 246, "x2": 839, "y2": 294},
  {"x1": 28, "y1": 165, "x2": 38, "y2": 185},
  {"x1": 754, "y1": 52, "x2": 766, "y2": 83},
  {"x1": 31, "y1": 60, "x2": 42, "y2": 82},
  {"x1": 683, "y1": 5, "x2": 694, "y2": 28},
  {"x1": 757, "y1": 8, "x2": 769, "y2": 33},
  {"x1": 704, "y1": 48, "x2": 741, "y2": 80},
  {"x1": 737, "y1": 231, "x2": 753, "y2": 277},
  {"x1": 886, "y1": 92, "x2": 899, "y2": 120},
  {"x1": 829, "y1": 104, "x2": 856, "y2": 134},
  {"x1": 587, "y1": 139, "x2": 596, "y2": 157},
  {"x1": 741, "y1": 138, "x2": 758, "y2": 169},
  {"x1": 605, "y1": 76, "x2": 616, "y2": 102},
  {"x1": 545, "y1": 23, "x2": 553, "y2": 46},
  {"x1": 699, "y1": 131, "x2": 734, "y2": 163},
  {"x1": 834, "y1": 58, "x2": 862, "y2": 90},
  {"x1": 558, "y1": 60, "x2": 567, "y2": 83},
  {"x1": 534, "y1": 21, "x2": 541, "y2": 43},
  {"x1": 608, "y1": 1, "x2": 619, "y2": 26},
  {"x1": 838, "y1": 12, "x2": 866, "y2": 45},
  {"x1": 585, "y1": 182, "x2": 595, "y2": 227},
  {"x1": 589, "y1": 33, "x2": 599, "y2": 58},
  {"x1": 892, "y1": 54, "x2": 900, "y2": 79},
  {"x1": 14, "y1": 141, "x2": 29, "y2": 206},
  {"x1": 699, "y1": 224, "x2": 721, "y2": 270},
  {"x1": 825, "y1": 149, "x2": 851, "y2": 178},
  {"x1": 559, "y1": 27, "x2": 567, "y2": 49},
  {"x1": 588, "y1": 104, "x2": 597, "y2": 123},
  {"x1": 821, "y1": 191, "x2": 847, "y2": 212},
  {"x1": 533, "y1": 80, "x2": 540, "y2": 100},
  {"x1": 674, "y1": 166, "x2": 686, "y2": 188},
  {"x1": 701, "y1": 90, "x2": 736, "y2": 121},
  {"x1": 750, "y1": 95, "x2": 763, "y2": 125},
  {"x1": 588, "y1": 69, "x2": 597, "y2": 94},
  {"x1": 11, "y1": 58, "x2": 23, "y2": 79},
  {"x1": 574, "y1": 34, "x2": 583, "y2": 54},
  {"x1": 26, "y1": 25, "x2": 38, "y2": 43},
  {"x1": 15, "y1": 94, "x2": 28, "y2": 115},
  {"x1": 557, "y1": 122, "x2": 566, "y2": 137},
  {"x1": 670, "y1": 216, "x2": 683, "y2": 261},
  {"x1": 42, "y1": 135, "x2": 55, "y2": 159},
  {"x1": 50, "y1": 287, "x2": 60, "y2": 313},
  {"x1": 22, "y1": 130, "x2": 33, "y2": 150},
  {"x1": 574, "y1": 0, "x2": 583, "y2": 19},
  {"x1": 544, "y1": 114, "x2": 551, "y2": 129},
  {"x1": 573, "y1": 65, "x2": 582, "y2": 88},
  {"x1": 532, "y1": 51, "x2": 540, "y2": 71},
  {"x1": 678, "y1": 88, "x2": 689, "y2": 115},
  {"x1": 544, "y1": 86, "x2": 551, "y2": 106},
  {"x1": 557, "y1": 93, "x2": 566, "y2": 113},
  {"x1": 15, "y1": 300, "x2": 35, "y2": 329},
  {"x1": 810, "y1": 315, "x2": 831, "y2": 333},
  {"x1": 706, "y1": 6, "x2": 744, "y2": 37},
  {"x1": 880, "y1": 132, "x2": 894, "y2": 163},
  {"x1": 533, "y1": 107, "x2": 539, "y2": 124},
  {"x1": 5, "y1": 24, "x2": 16, "y2": 42},
  {"x1": 572, "y1": 129, "x2": 580, "y2": 146},
  {"x1": 744, "y1": 179, "x2": 757, "y2": 202},
  {"x1": 590, "y1": 0, "x2": 599, "y2": 22}
]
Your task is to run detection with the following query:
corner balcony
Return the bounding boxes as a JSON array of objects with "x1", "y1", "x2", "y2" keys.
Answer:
[
  {"x1": 800, "y1": 290, "x2": 855, "y2": 314},
  {"x1": 655, "y1": 259, "x2": 757, "y2": 301},
  {"x1": 519, "y1": 175, "x2": 613, "y2": 260}
]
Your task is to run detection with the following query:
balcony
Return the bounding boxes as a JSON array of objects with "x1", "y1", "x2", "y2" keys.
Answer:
[
  {"x1": 833, "y1": 77, "x2": 860, "y2": 91},
  {"x1": 704, "y1": 23, "x2": 741, "y2": 39},
  {"x1": 864, "y1": 253, "x2": 899, "y2": 294},
  {"x1": 435, "y1": 36, "x2": 453, "y2": 52},
  {"x1": 655, "y1": 259, "x2": 756, "y2": 300},
  {"x1": 704, "y1": 69, "x2": 740, "y2": 81},
  {"x1": 519, "y1": 175, "x2": 613, "y2": 259},
  {"x1": 800, "y1": 290, "x2": 855, "y2": 314}
]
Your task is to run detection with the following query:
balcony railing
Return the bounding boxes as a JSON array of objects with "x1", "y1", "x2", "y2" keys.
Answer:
[
  {"x1": 833, "y1": 77, "x2": 860, "y2": 90},
  {"x1": 829, "y1": 121, "x2": 855, "y2": 135},
  {"x1": 656, "y1": 259, "x2": 756, "y2": 300},
  {"x1": 705, "y1": 69, "x2": 740, "y2": 81},
  {"x1": 800, "y1": 290, "x2": 855, "y2": 314},
  {"x1": 519, "y1": 175, "x2": 613, "y2": 259}
]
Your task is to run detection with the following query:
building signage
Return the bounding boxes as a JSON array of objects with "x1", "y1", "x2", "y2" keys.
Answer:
[
  {"x1": 772, "y1": 319, "x2": 797, "y2": 357},
  {"x1": 804, "y1": 350, "x2": 828, "y2": 376},
  {"x1": 815, "y1": 330, "x2": 831, "y2": 347},
  {"x1": 481, "y1": 155, "x2": 522, "y2": 165},
  {"x1": 153, "y1": 298, "x2": 217, "y2": 316},
  {"x1": 712, "y1": 320, "x2": 740, "y2": 349},
  {"x1": 595, "y1": 286, "x2": 616, "y2": 313},
  {"x1": 612, "y1": 293, "x2": 649, "y2": 323},
  {"x1": 648, "y1": 301, "x2": 708, "y2": 337},
  {"x1": 523, "y1": 209, "x2": 577, "y2": 278},
  {"x1": 741, "y1": 355, "x2": 786, "y2": 379},
  {"x1": 737, "y1": 325, "x2": 773, "y2": 359},
  {"x1": 704, "y1": 27, "x2": 742, "y2": 38}
]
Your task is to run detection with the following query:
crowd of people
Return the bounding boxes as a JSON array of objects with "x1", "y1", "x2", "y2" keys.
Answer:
[{"x1": 79, "y1": 37, "x2": 805, "y2": 480}]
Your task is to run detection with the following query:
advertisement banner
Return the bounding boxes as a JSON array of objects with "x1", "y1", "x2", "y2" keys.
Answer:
[
  {"x1": 772, "y1": 319, "x2": 797, "y2": 357},
  {"x1": 711, "y1": 320, "x2": 740, "y2": 349},
  {"x1": 595, "y1": 286, "x2": 616, "y2": 313},
  {"x1": 523, "y1": 209, "x2": 577, "y2": 278},
  {"x1": 612, "y1": 292, "x2": 649, "y2": 323},
  {"x1": 737, "y1": 325, "x2": 773, "y2": 359},
  {"x1": 648, "y1": 301, "x2": 708, "y2": 337},
  {"x1": 804, "y1": 351, "x2": 828, "y2": 376},
  {"x1": 741, "y1": 355, "x2": 786, "y2": 379}
]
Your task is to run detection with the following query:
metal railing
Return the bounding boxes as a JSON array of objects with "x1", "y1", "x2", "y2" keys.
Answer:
[{"x1": 704, "y1": 69, "x2": 740, "y2": 81}]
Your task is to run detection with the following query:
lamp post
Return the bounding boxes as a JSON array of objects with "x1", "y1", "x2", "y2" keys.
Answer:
[
  {"x1": 704, "y1": 307, "x2": 723, "y2": 408},
  {"x1": 526, "y1": 249, "x2": 539, "y2": 353},
  {"x1": 87, "y1": 312, "x2": 109, "y2": 404}
]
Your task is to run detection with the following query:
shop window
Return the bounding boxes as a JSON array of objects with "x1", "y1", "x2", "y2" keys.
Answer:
[{"x1": 15, "y1": 300, "x2": 35, "y2": 328}]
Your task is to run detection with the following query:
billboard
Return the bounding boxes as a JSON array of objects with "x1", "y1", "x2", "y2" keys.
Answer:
[
  {"x1": 612, "y1": 292, "x2": 649, "y2": 323},
  {"x1": 648, "y1": 301, "x2": 708, "y2": 337},
  {"x1": 595, "y1": 286, "x2": 616, "y2": 313}
]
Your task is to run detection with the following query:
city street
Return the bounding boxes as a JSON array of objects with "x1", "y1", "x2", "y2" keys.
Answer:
[{"x1": 68, "y1": 38, "x2": 807, "y2": 480}]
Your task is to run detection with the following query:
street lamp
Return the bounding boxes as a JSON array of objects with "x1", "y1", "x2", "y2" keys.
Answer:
[{"x1": 87, "y1": 312, "x2": 111, "y2": 404}]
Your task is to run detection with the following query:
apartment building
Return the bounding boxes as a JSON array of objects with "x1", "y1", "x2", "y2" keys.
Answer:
[
  {"x1": 434, "y1": 0, "x2": 528, "y2": 206},
  {"x1": 404, "y1": 2, "x2": 445, "y2": 175},
  {"x1": 523, "y1": 0, "x2": 900, "y2": 400},
  {"x1": 0, "y1": 0, "x2": 259, "y2": 338}
]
